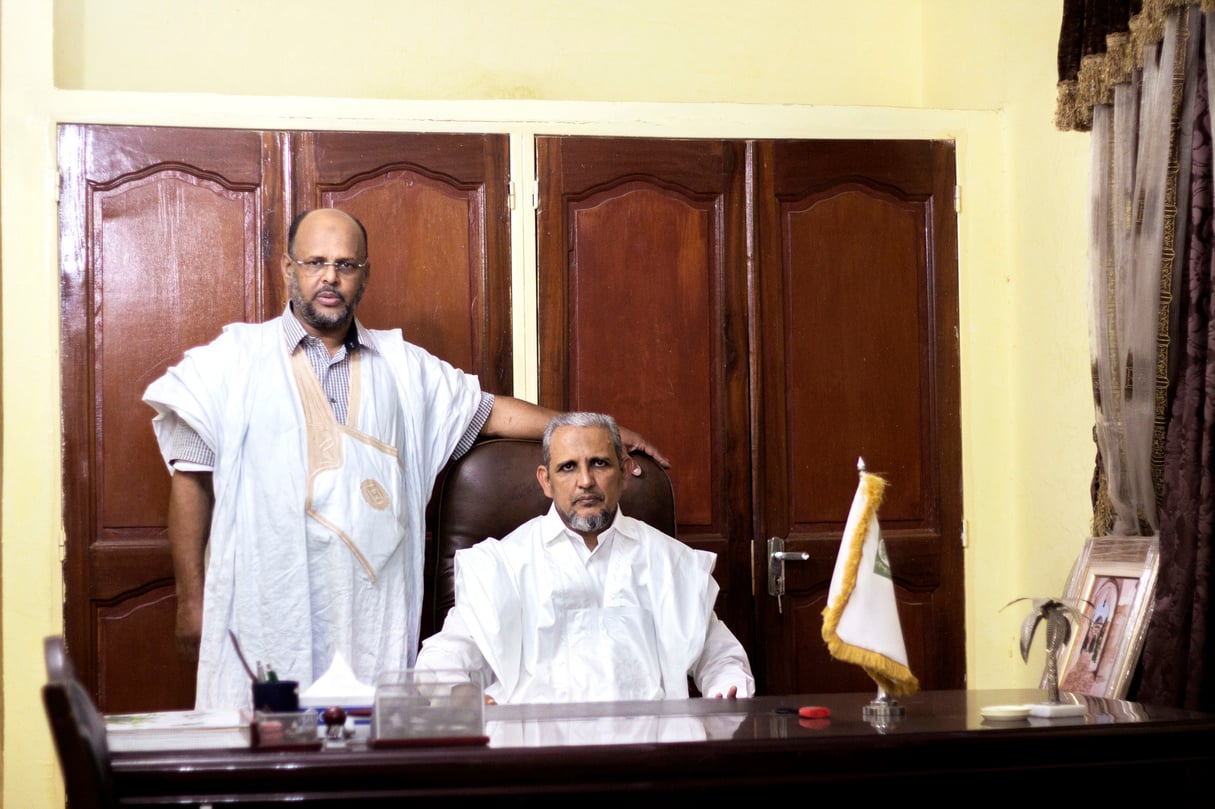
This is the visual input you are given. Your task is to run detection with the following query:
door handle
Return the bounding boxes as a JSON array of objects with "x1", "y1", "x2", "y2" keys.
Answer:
[{"x1": 767, "y1": 537, "x2": 809, "y2": 614}]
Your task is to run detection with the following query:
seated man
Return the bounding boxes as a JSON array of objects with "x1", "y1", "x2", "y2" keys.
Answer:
[{"x1": 416, "y1": 412, "x2": 754, "y2": 703}]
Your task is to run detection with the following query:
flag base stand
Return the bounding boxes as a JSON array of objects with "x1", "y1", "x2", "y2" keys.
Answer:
[{"x1": 862, "y1": 692, "x2": 905, "y2": 734}]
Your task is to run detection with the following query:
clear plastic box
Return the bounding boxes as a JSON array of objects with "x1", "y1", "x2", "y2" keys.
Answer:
[
  {"x1": 371, "y1": 669, "x2": 486, "y2": 747},
  {"x1": 250, "y1": 710, "x2": 320, "y2": 749}
]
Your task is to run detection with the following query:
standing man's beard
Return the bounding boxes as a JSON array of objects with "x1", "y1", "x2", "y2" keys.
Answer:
[
  {"x1": 289, "y1": 272, "x2": 366, "y2": 331},
  {"x1": 564, "y1": 507, "x2": 615, "y2": 535}
]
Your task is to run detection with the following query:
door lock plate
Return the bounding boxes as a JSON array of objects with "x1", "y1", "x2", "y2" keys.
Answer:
[{"x1": 767, "y1": 537, "x2": 810, "y2": 613}]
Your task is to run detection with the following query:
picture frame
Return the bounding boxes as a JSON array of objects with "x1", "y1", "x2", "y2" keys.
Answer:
[{"x1": 1045, "y1": 536, "x2": 1159, "y2": 700}]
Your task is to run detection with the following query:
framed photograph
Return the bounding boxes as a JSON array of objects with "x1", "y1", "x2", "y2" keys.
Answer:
[{"x1": 1045, "y1": 536, "x2": 1159, "y2": 700}]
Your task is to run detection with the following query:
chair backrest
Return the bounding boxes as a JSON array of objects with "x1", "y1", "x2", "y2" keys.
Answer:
[
  {"x1": 42, "y1": 636, "x2": 116, "y2": 809},
  {"x1": 427, "y1": 438, "x2": 676, "y2": 637}
]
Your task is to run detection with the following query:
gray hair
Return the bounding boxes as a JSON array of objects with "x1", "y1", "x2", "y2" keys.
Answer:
[{"x1": 541, "y1": 412, "x2": 624, "y2": 467}]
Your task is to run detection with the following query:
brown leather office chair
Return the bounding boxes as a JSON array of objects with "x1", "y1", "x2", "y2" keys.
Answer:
[
  {"x1": 42, "y1": 636, "x2": 116, "y2": 809},
  {"x1": 426, "y1": 438, "x2": 676, "y2": 637}
]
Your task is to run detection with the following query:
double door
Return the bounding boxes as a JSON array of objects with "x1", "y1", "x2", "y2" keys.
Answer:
[
  {"x1": 537, "y1": 137, "x2": 963, "y2": 693},
  {"x1": 59, "y1": 125, "x2": 511, "y2": 710}
]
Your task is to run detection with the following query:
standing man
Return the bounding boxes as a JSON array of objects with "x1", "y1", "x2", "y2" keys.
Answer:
[
  {"x1": 416, "y1": 412, "x2": 753, "y2": 703},
  {"x1": 144, "y1": 209, "x2": 666, "y2": 710}
]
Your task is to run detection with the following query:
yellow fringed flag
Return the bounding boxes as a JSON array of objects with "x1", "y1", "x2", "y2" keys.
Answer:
[{"x1": 821, "y1": 460, "x2": 920, "y2": 697}]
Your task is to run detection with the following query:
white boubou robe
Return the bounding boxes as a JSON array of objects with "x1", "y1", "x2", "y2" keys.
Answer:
[
  {"x1": 144, "y1": 318, "x2": 483, "y2": 710},
  {"x1": 420, "y1": 506, "x2": 754, "y2": 703}
]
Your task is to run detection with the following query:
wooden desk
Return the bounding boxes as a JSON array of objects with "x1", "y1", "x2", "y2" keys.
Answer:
[{"x1": 110, "y1": 689, "x2": 1215, "y2": 804}]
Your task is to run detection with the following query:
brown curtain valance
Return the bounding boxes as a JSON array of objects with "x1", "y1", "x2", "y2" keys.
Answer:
[{"x1": 1054, "y1": 0, "x2": 1215, "y2": 131}]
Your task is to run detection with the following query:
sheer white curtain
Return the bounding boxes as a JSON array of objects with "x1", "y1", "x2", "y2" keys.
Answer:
[
  {"x1": 1065, "y1": 2, "x2": 1215, "y2": 710},
  {"x1": 1088, "y1": 7, "x2": 1203, "y2": 536}
]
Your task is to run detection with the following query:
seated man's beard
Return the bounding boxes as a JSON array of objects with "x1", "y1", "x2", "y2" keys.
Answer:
[{"x1": 566, "y1": 507, "x2": 615, "y2": 535}]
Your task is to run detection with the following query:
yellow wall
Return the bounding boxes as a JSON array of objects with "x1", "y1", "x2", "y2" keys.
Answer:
[{"x1": 2, "y1": 1, "x2": 1090, "y2": 805}]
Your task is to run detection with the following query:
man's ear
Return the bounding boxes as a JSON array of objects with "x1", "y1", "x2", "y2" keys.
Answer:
[
  {"x1": 621, "y1": 454, "x2": 637, "y2": 484},
  {"x1": 280, "y1": 253, "x2": 293, "y2": 287},
  {"x1": 536, "y1": 464, "x2": 553, "y2": 499}
]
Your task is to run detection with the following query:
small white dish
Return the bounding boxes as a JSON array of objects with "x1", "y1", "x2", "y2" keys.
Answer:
[{"x1": 981, "y1": 704, "x2": 1031, "y2": 721}]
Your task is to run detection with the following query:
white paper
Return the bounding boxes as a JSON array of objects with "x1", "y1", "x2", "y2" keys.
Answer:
[
  {"x1": 299, "y1": 651, "x2": 375, "y2": 707},
  {"x1": 105, "y1": 710, "x2": 248, "y2": 751}
]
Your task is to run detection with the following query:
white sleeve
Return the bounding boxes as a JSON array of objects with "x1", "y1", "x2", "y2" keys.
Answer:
[
  {"x1": 690, "y1": 613, "x2": 756, "y2": 698},
  {"x1": 415, "y1": 608, "x2": 497, "y2": 691}
]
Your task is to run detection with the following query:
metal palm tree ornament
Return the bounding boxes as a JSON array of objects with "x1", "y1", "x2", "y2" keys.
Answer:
[{"x1": 1003, "y1": 597, "x2": 1089, "y2": 718}]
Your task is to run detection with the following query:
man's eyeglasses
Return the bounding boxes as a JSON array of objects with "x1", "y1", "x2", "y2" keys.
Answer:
[{"x1": 289, "y1": 256, "x2": 368, "y2": 276}]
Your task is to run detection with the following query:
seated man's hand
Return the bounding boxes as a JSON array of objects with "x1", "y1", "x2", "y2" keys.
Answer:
[{"x1": 712, "y1": 686, "x2": 739, "y2": 699}]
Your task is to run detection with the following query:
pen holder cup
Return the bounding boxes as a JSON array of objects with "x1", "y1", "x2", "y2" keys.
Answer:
[{"x1": 252, "y1": 680, "x2": 300, "y2": 712}]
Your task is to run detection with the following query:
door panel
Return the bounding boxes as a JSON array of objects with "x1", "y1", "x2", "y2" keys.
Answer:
[
  {"x1": 568, "y1": 184, "x2": 715, "y2": 523},
  {"x1": 535, "y1": 137, "x2": 754, "y2": 642},
  {"x1": 60, "y1": 125, "x2": 512, "y2": 711},
  {"x1": 299, "y1": 132, "x2": 512, "y2": 392},
  {"x1": 753, "y1": 139, "x2": 963, "y2": 693},
  {"x1": 785, "y1": 184, "x2": 926, "y2": 516}
]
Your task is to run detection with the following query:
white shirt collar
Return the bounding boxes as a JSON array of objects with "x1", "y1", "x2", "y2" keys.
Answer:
[{"x1": 539, "y1": 503, "x2": 635, "y2": 549}]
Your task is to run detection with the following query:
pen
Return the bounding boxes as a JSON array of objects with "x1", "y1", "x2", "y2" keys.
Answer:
[{"x1": 228, "y1": 630, "x2": 259, "y2": 684}]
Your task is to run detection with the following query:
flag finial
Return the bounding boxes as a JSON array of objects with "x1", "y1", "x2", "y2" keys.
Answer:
[{"x1": 857, "y1": 456, "x2": 866, "y2": 474}]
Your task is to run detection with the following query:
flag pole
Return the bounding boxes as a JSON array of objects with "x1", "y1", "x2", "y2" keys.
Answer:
[{"x1": 854, "y1": 457, "x2": 906, "y2": 731}]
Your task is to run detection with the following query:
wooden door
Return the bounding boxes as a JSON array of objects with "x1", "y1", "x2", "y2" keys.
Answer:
[
  {"x1": 60, "y1": 124, "x2": 281, "y2": 712},
  {"x1": 60, "y1": 125, "x2": 512, "y2": 711},
  {"x1": 535, "y1": 136, "x2": 754, "y2": 644},
  {"x1": 536, "y1": 136, "x2": 963, "y2": 694},
  {"x1": 751, "y1": 139, "x2": 963, "y2": 693}
]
